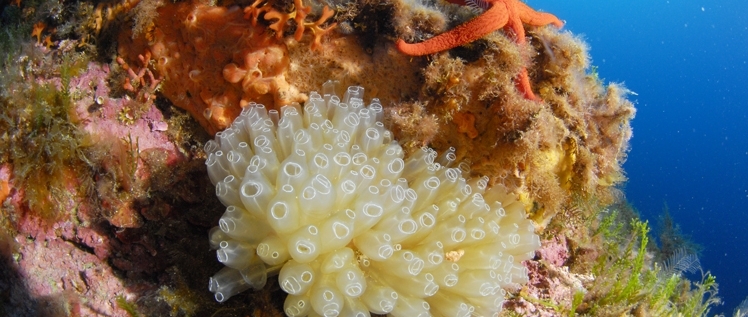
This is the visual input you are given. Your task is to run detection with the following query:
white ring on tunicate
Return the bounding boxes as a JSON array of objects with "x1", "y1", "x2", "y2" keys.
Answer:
[
  {"x1": 302, "y1": 186, "x2": 316, "y2": 200},
  {"x1": 343, "y1": 272, "x2": 363, "y2": 296},
  {"x1": 308, "y1": 226, "x2": 319, "y2": 235},
  {"x1": 241, "y1": 181, "x2": 262, "y2": 197},
  {"x1": 510, "y1": 233, "x2": 520, "y2": 244},
  {"x1": 379, "y1": 245, "x2": 394, "y2": 260},
  {"x1": 388, "y1": 158, "x2": 404, "y2": 174},
  {"x1": 294, "y1": 129, "x2": 310, "y2": 143},
  {"x1": 391, "y1": 186, "x2": 405, "y2": 203},
  {"x1": 337, "y1": 130, "x2": 350, "y2": 143},
  {"x1": 409, "y1": 255, "x2": 424, "y2": 275},
  {"x1": 312, "y1": 175, "x2": 332, "y2": 194},
  {"x1": 419, "y1": 213, "x2": 435, "y2": 228},
  {"x1": 471, "y1": 229, "x2": 486, "y2": 240},
  {"x1": 344, "y1": 112, "x2": 360, "y2": 127},
  {"x1": 365, "y1": 127, "x2": 379, "y2": 139},
  {"x1": 451, "y1": 228, "x2": 466, "y2": 243},
  {"x1": 333, "y1": 152, "x2": 350, "y2": 166},
  {"x1": 363, "y1": 203, "x2": 383, "y2": 217},
  {"x1": 405, "y1": 188, "x2": 418, "y2": 202},
  {"x1": 226, "y1": 151, "x2": 241, "y2": 163},
  {"x1": 399, "y1": 219, "x2": 417, "y2": 234},
  {"x1": 295, "y1": 240, "x2": 315, "y2": 255},
  {"x1": 332, "y1": 222, "x2": 350, "y2": 239},
  {"x1": 313, "y1": 153, "x2": 329, "y2": 168},
  {"x1": 341, "y1": 180, "x2": 356, "y2": 194},
  {"x1": 270, "y1": 202, "x2": 290, "y2": 220},
  {"x1": 445, "y1": 168, "x2": 459, "y2": 182},
  {"x1": 360, "y1": 165, "x2": 376, "y2": 179},
  {"x1": 496, "y1": 207, "x2": 506, "y2": 217},
  {"x1": 283, "y1": 162, "x2": 303, "y2": 177},
  {"x1": 254, "y1": 134, "x2": 270, "y2": 148},
  {"x1": 248, "y1": 155, "x2": 265, "y2": 169},
  {"x1": 352, "y1": 152, "x2": 367, "y2": 165},
  {"x1": 423, "y1": 273, "x2": 438, "y2": 296}
]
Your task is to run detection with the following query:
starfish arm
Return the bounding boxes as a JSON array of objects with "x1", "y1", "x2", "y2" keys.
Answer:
[
  {"x1": 515, "y1": 68, "x2": 540, "y2": 101},
  {"x1": 503, "y1": 0, "x2": 526, "y2": 44},
  {"x1": 396, "y1": 2, "x2": 509, "y2": 56},
  {"x1": 515, "y1": 1, "x2": 564, "y2": 28}
]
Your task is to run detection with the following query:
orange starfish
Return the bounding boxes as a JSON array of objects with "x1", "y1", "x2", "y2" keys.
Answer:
[{"x1": 396, "y1": 0, "x2": 563, "y2": 100}]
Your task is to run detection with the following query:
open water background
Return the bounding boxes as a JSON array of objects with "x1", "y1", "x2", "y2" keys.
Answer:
[{"x1": 529, "y1": 0, "x2": 748, "y2": 314}]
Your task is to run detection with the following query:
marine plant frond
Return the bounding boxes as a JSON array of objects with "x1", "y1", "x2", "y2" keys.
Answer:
[
  {"x1": 661, "y1": 247, "x2": 701, "y2": 278},
  {"x1": 734, "y1": 295, "x2": 748, "y2": 317}
]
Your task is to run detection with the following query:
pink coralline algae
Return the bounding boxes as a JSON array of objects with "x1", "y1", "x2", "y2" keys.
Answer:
[
  {"x1": 536, "y1": 235, "x2": 570, "y2": 267},
  {"x1": 73, "y1": 63, "x2": 179, "y2": 159},
  {"x1": 73, "y1": 62, "x2": 184, "y2": 229},
  {"x1": 1, "y1": 61, "x2": 188, "y2": 316},
  {"x1": 11, "y1": 233, "x2": 137, "y2": 317},
  {"x1": 505, "y1": 235, "x2": 594, "y2": 316}
]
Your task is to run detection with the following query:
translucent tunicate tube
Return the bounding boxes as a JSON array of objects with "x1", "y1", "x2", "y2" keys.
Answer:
[
  {"x1": 360, "y1": 281, "x2": 398, "y2": 314},
  {"x1": 239, "y1": 177, "x2": 274, "y2": 218},
  {"x1": 379, "y1": 249, "x2": 424, "y2": 277},
  {"x1": 209, "y1": 266, "x2": 252, "y2": 303},
  {"x1": 226, "y1": 150, "x2": 249, "y2": 176},
  {"x1": 428, "y1": 292, "x2": 474, "y2": 317},
  {"x1": 215, "y1": 175, "x2": 242, "y2": 207},
  {"x1": 352, "y1": 201, "x2": 384, "y2": 234},
  {"x1": 218, "y1": 205, "x2": 269, "y2": 243},
  {"x1": 429, "y1": 262, "x2": 460, "y2": 288},
  {"x1": 310, "y1": 280, "x2": 344, "y2": 317},
  {"x1": 309, "y1": 152, "x2": 331, "y2": 176},
  {"x1": 284, "y1": 293, "x2": 312, "y2": 317},
  {"x1": 451, "y1": 269, "x2": 500, "y2": 298},
  {"x1": 381, "y1": 270, "x2": 438, "y2": 298},
  {"x1": 335, "y1": 265, "x2": 367, "y2": 297},
  {"x1": 292, "y1": 129, "x2": 315, "y2": 154},
  {"x1": 277, "y1": 156, "x2": 309, "y2": 189},
  {"x1": 468, "y1": 292, "x2": 505, "y2": 317},
  {"x1": 208, "y1": 226, "x2": 229, "y2": 250},
  {"x1": 266, "y1": 186, "x2": 301, "y2": 234},
  {"x1": 343, "y1": 85, "x2": 364, "y2": 104},
  {"x1": 341, "y1": 296, "x2": 370, "y2": 317},
  {"x1": 390, "y1": 295, "x2": 431, "y2": 317},
  {"x1": 411, "y1": 241, "x2": 444, "y2": 269},
  {"x1": 287, "y1": 225, "x2": 321, "y2": 263},
  {"x1": 298, "y1": 174, "x2": 335, "y2": 221},
  {"x1": 278, "y1": 260, "x2": 316, "y2": 295},
  {"x1": 206, "y1": 151, "x2": 230, "y2": 185},
  {"x1": 256, "y1": 234, "x2": 290, "y2": 265},
  {"x1": 239, "y1": 254, "x2": 268, "y2": 290},
  {"x1": 316, "y1": 210, "x2": 356, "y2": 254},
  {"x1": 354, "y1": 229, "x2": 394, "y2": 261},
  {"x1": 216, "y1": 240, "x2": 255, "y2": 270}
]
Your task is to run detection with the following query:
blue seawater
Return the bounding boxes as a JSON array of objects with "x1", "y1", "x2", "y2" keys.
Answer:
[{"x1": 529, "y1": 0, "x2": 748, "y2": 314}]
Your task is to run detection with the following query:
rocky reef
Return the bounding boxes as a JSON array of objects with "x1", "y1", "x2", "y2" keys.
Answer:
[{"x1": 0, "y1": 0, "x2": 721, "y2": 316}]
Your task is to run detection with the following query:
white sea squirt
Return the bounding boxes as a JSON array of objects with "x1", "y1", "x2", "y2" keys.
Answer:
[{"x1": 206, "y1": 82, "x2": 541, "y2": 316}]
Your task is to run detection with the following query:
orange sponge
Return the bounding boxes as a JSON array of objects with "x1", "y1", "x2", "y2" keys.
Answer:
[{"x1": 119, "y1": 0, "x2": 335, "y2": 134}]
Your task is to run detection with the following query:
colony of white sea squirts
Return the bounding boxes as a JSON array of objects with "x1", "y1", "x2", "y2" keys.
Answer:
[{"x1": 204, "y1": 82, "x2": 541, "y2": 316}]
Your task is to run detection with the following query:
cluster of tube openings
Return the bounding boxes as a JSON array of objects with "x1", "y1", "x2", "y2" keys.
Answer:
[{"x1": 205, "y1": 82, "x2": 541, "y2": 316}]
